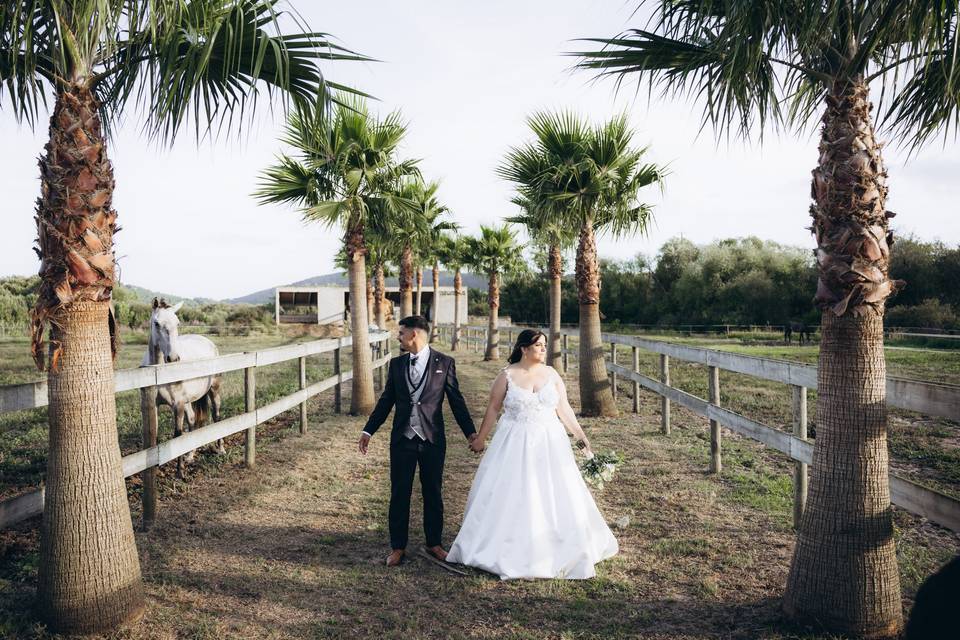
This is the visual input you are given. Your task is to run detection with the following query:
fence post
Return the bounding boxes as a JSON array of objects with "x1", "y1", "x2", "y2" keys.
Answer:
[
  {"x1": 334, "y1": 339, "x2": 343, "y2": 414},
  {"x1": 708, "y1": 365, "x2": 721, "y2": 474},
  {"x1": 792, "y1": 385, "x2": 809, "y2": 529},
  {"x1": 299, "y1": 356, "x2": 307, "y2": 435},
  {"x1": 632, "y1": 346, "x2": 640, "y2": 413},
  {"x1": 244, "y1": 365, "x2": 257, "y2": 468},
  {"x1": 562, "y1": 334, "x2": 569, "y2": 373},
  {"x1": 610, "y1": 342, "x2": 618, "y2": 401},
  {"x1": 660, "y1": 354, "x2": 671, "y2": 435},
  {"x1": 139, "y1": 386, "x2": 158, "y2": 530}
]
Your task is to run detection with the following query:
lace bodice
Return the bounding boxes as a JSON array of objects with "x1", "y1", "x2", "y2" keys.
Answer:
[{"x1": 501, "y1": 367, "x2": 560, "y2": 421}]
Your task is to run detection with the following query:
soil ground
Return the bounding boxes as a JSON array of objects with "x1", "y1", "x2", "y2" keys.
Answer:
[{"x1": 1, "y1": 349, "x2": 958, "y2": 639}]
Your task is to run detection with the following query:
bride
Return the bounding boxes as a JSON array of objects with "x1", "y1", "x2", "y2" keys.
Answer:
[{"x1": 446, "y1": 329, "x2": 618, "y2": 579}]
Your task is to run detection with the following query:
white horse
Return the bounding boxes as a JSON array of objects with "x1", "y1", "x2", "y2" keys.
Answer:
[{"x1": 143, "y1": 298, "x2": 223, "y2": 477}]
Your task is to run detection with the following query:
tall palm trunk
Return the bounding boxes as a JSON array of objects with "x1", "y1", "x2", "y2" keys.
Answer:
[
  {"x1": 400, "y1": 244, "x2": 414, "y2": 318},
  {"x1": 373, "y1": 262, "x2": 387, "y2": 329},
  {"x1": 345, "y1": 222, "x2": 375, "y2": 415},
  {"x1": 415, "y1": 266, "x2": 423, "y2": 315},
  {"x1": 484, "y1": 271, "x2": 500, "y2": 361},
  {"x1": 576, "y1": 222, "x2": 616, "y2": 416},
  {"x1": 365, "y1": 273, "x2": 374, "y2": 326},
  {"x1": 452, "y1": 268, "x2": 463, "y2": 351},
  {"x1": 430, "y1": 261, "x2": 440, "y2": 342},
  {"x1": 783, "y1": 80, "x2": 902, "y2": 638},
  {"x1": 547, "y1": 243, "x2": 563, "y2": 368},
  {"x1": 33, "y1": 85, "x2": 144, "y2": 634}
]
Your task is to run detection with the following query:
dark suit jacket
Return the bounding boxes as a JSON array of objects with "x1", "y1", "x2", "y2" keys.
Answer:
[{"x1": 362, "y1": 349, "x2": 476, "y2": 445}]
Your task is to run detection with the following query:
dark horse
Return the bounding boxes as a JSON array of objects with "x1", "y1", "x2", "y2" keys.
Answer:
[{"x1": 784, "y1": 321, "x2": 813, "y2": 345}]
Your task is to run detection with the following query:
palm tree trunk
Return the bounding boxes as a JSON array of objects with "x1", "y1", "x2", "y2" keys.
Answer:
[
  {"x1": 783, "y1": 80, "x2": 902, "y2": 638},
  {"x1": 374, "y1": 262, "x2": 387, "y2": 329},
  {"x1": 366, "y1": 273, "x2": 374, "y2": 326},
  {"x1": 452, "y1": 268, "x2": 462, "y2": 351},
  {"x1": 345, "y1": 223, "x2": 375, "y2": 415},
  {"x1": 484, "y1": 271, "x2": 500, "y2": 361},
  {"x1": 430, "y1": 261, "x2": 440, "y2": 342},
  {"x1": 415, "y1": 266, "x2": 423, "y2": 315},
  {"x1": 400, "y1": 244, "x2": 413, "y2": 319},
  {"x1": 576, "y1": 222, "x2": 616, "y2": 416},
  {"x1": 547, "y1": 243, "x2": 562, "y2": 368},
  {"x1": 33, "y1": 86, "x2": 144, "y2": 634}
]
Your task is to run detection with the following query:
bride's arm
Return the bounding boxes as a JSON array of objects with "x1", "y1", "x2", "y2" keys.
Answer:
[
  {"x1": 472, "y1": 371, "x2": 508, "y2": 450},
  {"x1": 553, "y1": 370, "x2": 593, "y2": 455}
]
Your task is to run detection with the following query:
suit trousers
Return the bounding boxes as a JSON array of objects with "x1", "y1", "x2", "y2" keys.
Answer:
[{"x1": 389, "y1": 435, "x2": 445, "y2": 550}]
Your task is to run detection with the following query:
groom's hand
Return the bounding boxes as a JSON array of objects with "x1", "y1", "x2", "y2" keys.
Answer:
[
  {"x1": 468, "y1": 433, "x2": 484, "y2": 453},
  {"x1": 358, "y1": 433, "x2": 371, "y2": 455}
]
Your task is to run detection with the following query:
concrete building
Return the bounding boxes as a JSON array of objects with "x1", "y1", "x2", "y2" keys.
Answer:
[{"x1": 274, "y1": 285, "x2": 468, "y2": 327}]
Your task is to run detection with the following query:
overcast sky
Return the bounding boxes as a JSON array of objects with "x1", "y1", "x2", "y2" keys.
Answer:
[{"x1": 2, "y1": 1, "x2": 958, "y2": 300}]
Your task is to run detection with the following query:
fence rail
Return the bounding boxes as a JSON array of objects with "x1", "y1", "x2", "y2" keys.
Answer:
[
  {"x1": 443, "y1": 324, "x2": 960, "y2": 533},
  {"x1": 0, "y1": 332, "x2": 390, "y2": 529}
]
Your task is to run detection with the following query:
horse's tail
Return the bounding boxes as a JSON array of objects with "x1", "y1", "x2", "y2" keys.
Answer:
[{"x1": 193, "y1": 393, "x2": 210, "y2": 428}]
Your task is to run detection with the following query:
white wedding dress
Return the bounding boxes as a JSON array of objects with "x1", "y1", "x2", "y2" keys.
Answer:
[{"x1": 447, "y1": 368, "x2": 618, "y2": 579}]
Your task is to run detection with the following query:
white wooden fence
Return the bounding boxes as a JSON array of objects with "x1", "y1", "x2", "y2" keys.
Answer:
[
  {"x1": 444, "y1": 324, "x2": 960, "y2": 534},
  {"x1": 0, "y1": 332, "x2": 391, "y2": 529}
]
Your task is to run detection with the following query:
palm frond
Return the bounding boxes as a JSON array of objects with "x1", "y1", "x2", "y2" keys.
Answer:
[{"x1": 574, "y1": 1, "x2": 960, "y2": 148}]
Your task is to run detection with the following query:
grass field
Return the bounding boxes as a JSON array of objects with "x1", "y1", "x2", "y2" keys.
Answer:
[
  {"x1": 1, "y1": 345, "x2": 957, "y2": 639},
  {"x1": 0, "y1": 331, "x2": 354, "y2": 500},
  {"x1": 589, "y1": 328, "x2": 960, "y2": 501},
  {"x1": 0, "y1": 329, "x2": 957, "y2": 639}
]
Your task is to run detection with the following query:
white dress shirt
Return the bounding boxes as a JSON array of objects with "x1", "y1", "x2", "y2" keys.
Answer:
[{"x1": 407, "y1": 345, "x2": 430, "y2": 385}]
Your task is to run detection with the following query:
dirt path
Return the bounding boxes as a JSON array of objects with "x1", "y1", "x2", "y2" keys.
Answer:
[{"x1": 5, "y1": 351, "x2": 957, "y2": 639}]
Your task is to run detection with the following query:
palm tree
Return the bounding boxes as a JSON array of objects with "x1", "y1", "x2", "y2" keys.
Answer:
[
  {"x1": 394, "y1": 178, "x2": 441, "y2": 319},
  {"x1": 367, "y1": 229, "x2": 396, "y2": 330},
  {"x1": 436, "y1": 234, "x2": 469, "y2": 350},
  {"x1": 0, "y1": 2, "x2": 361, "y2": 633},
  {"x1": 501, "y1": 112, "x2": 664, "y2": 415},
  {"x1": 256, "y1": 98, "x2": 418, "y2": 416},
  {"x1": 504, "y1": 195, "x2": 576, "y2": 369},
  {"x1": 577, "y1": 4, "x2": 960, "y2": 636},
  {"x1": 415, "y1": 263, "x2": 424, "y2": 315},
  {"x1": 334, "y1": 246, "x2": 375, "y2": 324},
  {"x1": 397, "y1": 179, "x2": 424, "y2": 318},
  {"x1": 465, "y1": 225, "x2": 525, "y2": 361},
  {"x1": 420, "y1": 204, "x2": 458, "y2": 340}
]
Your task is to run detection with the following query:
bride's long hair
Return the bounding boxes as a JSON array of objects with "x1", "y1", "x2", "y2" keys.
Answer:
[{"x1": 508, "y1": 329, "x2": 546, "y2": 364}]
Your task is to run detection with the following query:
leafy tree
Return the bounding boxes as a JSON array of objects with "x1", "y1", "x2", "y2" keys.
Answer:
[
  {"x1": 465, "y1": 225, "x2": 525, "y2": 360},
  {"x1": 501, "y1": 111, "x2": 665, "y2": 415},
  {"x1": 257, "y1": 97, "x2": 417, "y2": 415},
  {"x1": 436, "y1": 234, "x2": 469, "y2": 349}
]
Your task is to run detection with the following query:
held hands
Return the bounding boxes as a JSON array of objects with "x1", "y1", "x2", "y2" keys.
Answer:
[{"x1": 468, "y1": 433, "x2": 485, "y2": 454}]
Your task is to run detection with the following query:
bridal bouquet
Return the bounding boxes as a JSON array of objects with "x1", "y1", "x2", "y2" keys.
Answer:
[{"x1": 579, "y1": 451, "x2": 624, "y2": 490}]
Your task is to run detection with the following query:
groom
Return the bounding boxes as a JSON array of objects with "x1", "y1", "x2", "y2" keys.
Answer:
[{"x1": 358, "y1": 315, "x2": 477, "y2": 566}]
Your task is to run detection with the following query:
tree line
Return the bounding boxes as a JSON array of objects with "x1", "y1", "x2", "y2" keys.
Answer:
[{"x1": 492, "y1": 235, "x2": 960, "y2": 331}]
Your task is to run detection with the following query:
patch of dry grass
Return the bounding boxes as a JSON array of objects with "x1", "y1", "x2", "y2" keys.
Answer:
[{"x1": 1, "y1": 349, "x2": 958, "y2": 639}]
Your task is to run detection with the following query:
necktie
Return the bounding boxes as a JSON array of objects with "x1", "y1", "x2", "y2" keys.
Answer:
[{"x1": 410, "y1": 355, "x2": 419, "y2": 367}]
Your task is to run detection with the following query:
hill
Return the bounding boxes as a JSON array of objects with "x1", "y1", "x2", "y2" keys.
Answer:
[{"x1": 122, "y1": 284, "x2": 217, "y2": 307}]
